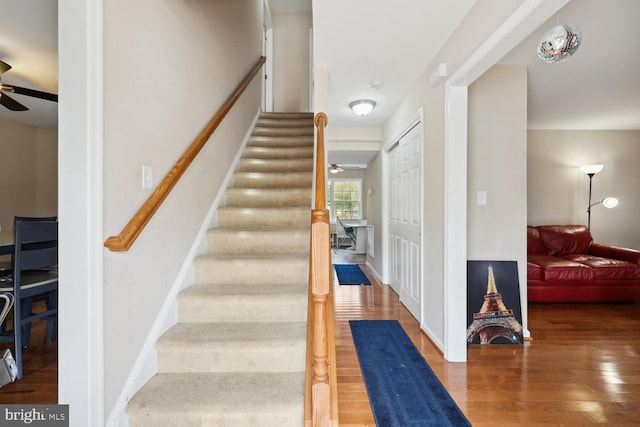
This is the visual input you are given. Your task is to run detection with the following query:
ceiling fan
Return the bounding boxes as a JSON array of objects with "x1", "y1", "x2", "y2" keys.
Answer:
[
  {"x1": 329, "y1": 163, "x2": 366, "y2": 173},
  {"x1": 329, "y1": 163, "x2": 344, "y2": 174},
  {"x1": 0, "y1": 59, "x2": 58, "y2": 111}
]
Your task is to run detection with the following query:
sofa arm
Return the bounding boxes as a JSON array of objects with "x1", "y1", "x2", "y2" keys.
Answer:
[{"x1": 589, "y1": 243, "x2": 640, "y2": 265}]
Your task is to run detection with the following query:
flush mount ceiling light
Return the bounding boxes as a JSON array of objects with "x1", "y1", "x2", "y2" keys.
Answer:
[
  {"x1": 536, "y1": 21, "x2": 582, "y2": 64},
  {"x1": 349, "y1": 99, "x2": 376, "y2": 116}
]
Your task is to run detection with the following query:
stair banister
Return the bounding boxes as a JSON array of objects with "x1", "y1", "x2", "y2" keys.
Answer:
[
  {"x1": 104, "y1": 56, "x2": 266, "y2": 252},
  {"x1": 305, "y1": 112, "x2": 339, "y2": 426}
]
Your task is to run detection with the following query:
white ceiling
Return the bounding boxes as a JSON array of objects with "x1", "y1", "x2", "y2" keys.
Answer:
[
  {"x1": 2, "y1": 0, "x2": 638, "y2": 136},
  {"x1": 499, "y1": 0, "x2": 640, "y2": 130}
]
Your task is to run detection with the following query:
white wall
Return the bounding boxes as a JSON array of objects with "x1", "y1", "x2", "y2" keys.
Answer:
[
  {"x1": 468, "y1": 65, "x2": 528, "y2": 331},
  {"x1": 36, "y1": 126, "x2": 58, "y2": 216},
  {"x1": 365, "y1": 152, "x2": 382, "y2": 274},
  {"x1": 0, "y1": 117, "x2": 57, "y2": 229},
  {"x1": 528, "y1": 129, "x2": 640, "y2": 249},
  {"x1": 272, "y1": 12, "x2": 312, "y2": 112},
  {"x1": 382, "y1": 0, "x2": 528, "y2": 354},
  {"x1": 102, "y1": 0, "x2": 263, "y2": 418}
]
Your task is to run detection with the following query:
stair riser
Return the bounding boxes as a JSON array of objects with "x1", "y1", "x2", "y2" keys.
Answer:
[
  {"x1": 157, "y1": 339, "x2": 306, "y2": 373},
  {"x1": 242, "y1": 146, "x2": 313, "y2": 159},
  {"x1": 236, "y1": 158, "x2": 313, "y2": 173},
  {"x1": 231, "y1": 172, "x2": 312, "y2": 188},
  {"x1": 252, "y1": 127, "x2": 313, "y2": 137},
  {"x1": 194, "y1": 258, "x2": 308, "y2": 285},
  {"x1": 247, "y1": 135, "x2": 314, "y2": 148},
  {"x1": 256, "y1": 118, "x2": 314, "y2": 128},
  {"x1": 261, "y1": 112, "x2": 313, "y2": 119},
  {"x1": 217, "y1": 208, "x2": 310, "y2": 228},
  {"x1": 178, "y1": 293, "x2": 307, "y2": 323},
  {"x1": 127, "y1": 372, "x2": 305, "y2": 427},
  {"x1": 129, "y1": 408, "x2": 303, "y2": 427},
  {"x1": 207, "y1": 229, "x2": 309, "y2": 254},
  {"x1": 225, "y1": 189, "x2": 311, "y2": 208}
]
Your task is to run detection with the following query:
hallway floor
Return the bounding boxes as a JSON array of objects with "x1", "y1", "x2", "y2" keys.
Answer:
[{"x1": 334, "y1": 264, "x2": 640, "y2": 426}]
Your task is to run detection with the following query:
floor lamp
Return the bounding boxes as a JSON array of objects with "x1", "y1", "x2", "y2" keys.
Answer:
[{"x1": 580, "y1": 164, "x2": 618, "y2": 229}]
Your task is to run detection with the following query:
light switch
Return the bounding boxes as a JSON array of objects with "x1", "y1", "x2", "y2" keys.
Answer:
[
  {"x1": 142, "y1": 165, "x2": 153, "y2": 189},
  {"x1": 477, "y1": 191, "x2": 487, "y2": 206}
]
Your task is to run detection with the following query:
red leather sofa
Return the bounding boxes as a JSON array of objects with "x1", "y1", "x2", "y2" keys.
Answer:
[{"x1": 527, "y1": 225, "x2": 640, "y2": 302}]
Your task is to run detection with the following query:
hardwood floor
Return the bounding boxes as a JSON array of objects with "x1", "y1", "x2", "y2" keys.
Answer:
[
  {"x1": 2, "y1": 265, "x2": 640, "y2": 427},
  {"x1": 0, "y1": 301, "x2": 58, "y2": 404},
  {"x1": 335, "y1": 264, "x2": 640, "y2": 426}
]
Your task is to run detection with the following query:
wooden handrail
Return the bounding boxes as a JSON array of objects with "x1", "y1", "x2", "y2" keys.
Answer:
[
  {"x1": 104, "y1": 56, "x2": 266, "y2": 252},
  {"x1": 305, "y1": 112, "x2": 338, "y2": 426}
]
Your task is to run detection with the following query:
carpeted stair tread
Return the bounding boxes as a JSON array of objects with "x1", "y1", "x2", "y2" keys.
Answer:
[
  {"x1": 156, "y1": 322, "x2": 306, "y2": 373},
  {"x1": 236, "y1": 158, "x2": 313, "y2": 173},
  {"x1": 242, "y1": 146, "x2": 313, "y2": 159},
  {"x1": 159, "y1": 322, "x2": 306, "y2": 345},
  {"x1": 225, "y1": 187, "x2": 311, "y2": 207},
  {"x1": 255, "y1": 118, "x2": 314, "y2": 128},
  {"x1": 197, "y1": 252, "x2": 309, "y2": 261},
  {"x1": 127, "y1": 372, "x2": 304, "y2": 426},
  {"x1": 247, "y1": 135, "x2": 314, "y2": 148},
  {"x1": 178, "y1": 283, "x2": 307, "y2": 323},
  {"x1": 252, "y1": 126, "x2": 313, "y2": 137},
  {"x1": 231, "y1": 171, "x2": 312, "y2": 188},
  {"x1": 206, "y1": 228, "x2": 309, "y2": 254},
  {"x1": 259, "y1": 112, "x2": 313, "y2": 119},
  {"x1": 194, "y1": 253, "x2": 308, "y2": 285},
  {"x1": 217, "y1": 206, "x2": 310, "y2": 228}
]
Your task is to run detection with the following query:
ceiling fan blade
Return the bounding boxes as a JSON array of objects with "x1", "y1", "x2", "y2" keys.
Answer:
[
  {"x1": 0, "y1": 92, "x2": 29, "y2": 111},
  {"x1": 0, "y1": 60, "x2": 11, "y2": 75},
  {"x1": 8, "y1": 85, "x2": 58, "y2": 102}
]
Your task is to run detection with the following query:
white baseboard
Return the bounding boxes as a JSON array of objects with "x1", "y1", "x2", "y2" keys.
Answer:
[
  {"x1": 365, "y1": 260, "x2": 383, "y2": 284},
  {"x1": 420, "y1": 322, "x2": 445, "y2": 354}
]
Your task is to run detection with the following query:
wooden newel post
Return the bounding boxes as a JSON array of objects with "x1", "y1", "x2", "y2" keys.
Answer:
[{"x1": 310, "y1": 208, "x2": 332, "y2": 425}]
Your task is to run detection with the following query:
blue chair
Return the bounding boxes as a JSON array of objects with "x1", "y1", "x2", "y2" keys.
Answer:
[{"x1": 0, "y1": 217, "x2": 58, "y2": 379}]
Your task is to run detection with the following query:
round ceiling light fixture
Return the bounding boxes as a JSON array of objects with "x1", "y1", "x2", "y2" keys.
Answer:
[
  {"x1": 536, "y1": 23, "x2": 582, "y2": 64},
  {"x1": 349, "y1": 99, "x2": 376, "y2": 116}
]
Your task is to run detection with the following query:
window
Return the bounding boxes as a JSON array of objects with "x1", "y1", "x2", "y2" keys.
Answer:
[{"x1": 328, "y1": 178, "x2": 362, "y2": 222}]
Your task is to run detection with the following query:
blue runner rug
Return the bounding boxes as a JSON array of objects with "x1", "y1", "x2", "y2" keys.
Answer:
[
  {"x1": 334, "y1": 264, "x2": 371, "y2": 285},
  {"x1": 350, "y1": 320, "x2": 471, "y2": 426}
]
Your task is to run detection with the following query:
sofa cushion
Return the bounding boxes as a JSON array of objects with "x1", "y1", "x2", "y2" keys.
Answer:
[
  {"x1": 527, "y1": 226, "x2": 546, "y2": 254},
  {"x1": 561, "y1": 254, "x2": 640, "y2": 280},
  {"x1": 538, "y1": 225, "x2": 593, "y2": 256},
  {"x1": 527, "y1": 261, "x2": 542, "y2": 280},
  {"x1": 528, "y1": 254, "x2": 594, "y2": 281}
]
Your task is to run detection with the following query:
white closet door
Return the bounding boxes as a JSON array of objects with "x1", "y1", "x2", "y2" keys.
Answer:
[{"x1": 388, "y1": 122, "x2": 422, "y2": 321}]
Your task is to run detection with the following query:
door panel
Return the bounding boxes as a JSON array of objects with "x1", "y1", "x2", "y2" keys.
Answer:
[{"x1": 388, "y1": 122, "x2": 422, "y2": 321}]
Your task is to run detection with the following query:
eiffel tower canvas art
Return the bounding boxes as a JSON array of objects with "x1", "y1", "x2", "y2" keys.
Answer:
[{"x1": 467, "y1": 261, "x2": 524, "y2": 344}]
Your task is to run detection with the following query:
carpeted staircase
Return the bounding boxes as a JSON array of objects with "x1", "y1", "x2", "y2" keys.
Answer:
[{"x1": 127, "y1": 112, "x2": 314, "y2": 426}]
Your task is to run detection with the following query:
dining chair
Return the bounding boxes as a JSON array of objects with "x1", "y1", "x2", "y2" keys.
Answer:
[
  {"x1": 0, "y1": 216, "x2": 58, "y2": 379},
  {"x1": 335, "y1": 217, "x2": 357, "y2": 252}
]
